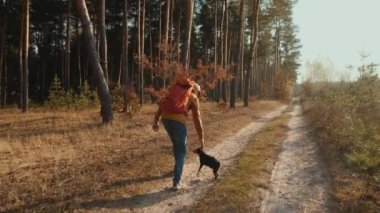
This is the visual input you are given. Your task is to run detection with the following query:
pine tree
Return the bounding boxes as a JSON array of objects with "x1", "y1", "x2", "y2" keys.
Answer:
[{"x1": 47, "y1": 75, "x2": 65, "y2": 109}]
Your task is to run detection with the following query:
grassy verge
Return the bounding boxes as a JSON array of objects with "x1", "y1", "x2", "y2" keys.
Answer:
[{"x1": 192, "y1": 110, "x2": 291, "y2": 212}]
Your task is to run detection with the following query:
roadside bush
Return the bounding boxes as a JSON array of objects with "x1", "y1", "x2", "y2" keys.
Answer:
[
  {"x1": 301, "y1": 64, "x2": 380, "y2": 211},
  {"x1": 109, "y1": 84, "x2": 141, "y2": 117},
  {"x1": 346, "y1": 122, "x2": 380, "y2": 194},
  {"x1": 110, "y1": 84, "x2": 124, "y2": 112}
]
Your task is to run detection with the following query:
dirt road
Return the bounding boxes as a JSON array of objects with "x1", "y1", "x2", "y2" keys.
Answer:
[{"x1": 260, "y1": 103, "x2": 336, "y2": 213}]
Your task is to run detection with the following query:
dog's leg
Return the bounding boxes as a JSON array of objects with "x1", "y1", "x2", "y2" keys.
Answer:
[
  {"x1": 197, "y1": 164, "x2": 203, "y2": 177},
  {"x1": 213, "y1": 169, "x2": 218, "y2": 180},
  {"x1": 213, "y1": 164, "x2": 220, "y2": 180}
]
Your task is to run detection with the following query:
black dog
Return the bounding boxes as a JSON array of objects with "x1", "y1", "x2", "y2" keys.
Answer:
[{"x1": 194, "y1": 148, "x2": 220, "y2": 180}]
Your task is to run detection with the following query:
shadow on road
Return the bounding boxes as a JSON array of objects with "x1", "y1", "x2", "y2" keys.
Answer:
[{"x1": 80, "y1": 187, "x2": 183, "y2": 210}]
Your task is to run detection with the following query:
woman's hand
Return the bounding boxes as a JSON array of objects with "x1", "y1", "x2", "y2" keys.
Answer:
[
  {"x1": 152, "y1": 122, "x2": 160, "y2": 132},
  {"x1": 199, "y1": 138, "x2": 205, "y2": 150},
  {"x1": 153, "y1": 108, "x2": 163, "y2": 132}
]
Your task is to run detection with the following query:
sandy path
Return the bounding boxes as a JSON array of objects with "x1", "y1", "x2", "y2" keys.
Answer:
[
  {"x1": 260, "y1": 103, "x2": 336, "y2": 213},
  {"x1": 83, "y1": 105, "x2": 287, "y2": 212}
]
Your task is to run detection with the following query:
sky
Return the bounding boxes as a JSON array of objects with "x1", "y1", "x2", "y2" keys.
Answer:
[{"x1": 293, "y1": 0, "x2": 380, "y2": 82}]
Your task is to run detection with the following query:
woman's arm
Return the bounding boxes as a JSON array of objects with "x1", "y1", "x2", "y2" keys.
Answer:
[
  {"x1": 191, "y1": 95, "x2": 205, "y2": 149},
  {"x1": 152, "y1": 107, "x2": 163, "y2": 132}
]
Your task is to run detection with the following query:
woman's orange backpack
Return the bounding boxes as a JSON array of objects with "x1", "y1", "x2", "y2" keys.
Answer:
[{"x1": 160, "y1": 78, "x2": 194, "y2": 116}]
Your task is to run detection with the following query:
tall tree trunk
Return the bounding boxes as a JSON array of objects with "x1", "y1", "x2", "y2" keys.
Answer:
[
  {"x1": 60, "y1": 24, "x2": 65, "y2": 83},
  {"x1": 117, "y1": 50, "x2": 122, "y2": 85},
  {"x1": 76, "y1": 18, "x2": 82, "y2": 86},
  {"x1": 123, "y1": 0, "x2": 129, "y2": 113},
  {"x1": 216, "y1": 0, "x2": 224, "y2": 104},
  {"x1": 230, "y1": 0, "x2": 244, "y2": 108},
  {"x1": 254, "y1": 52, "x2": 258, "y2": 95},
  {"x1": 163, "y1": 0, "x2": 170, "y2": 55},
  {"x1": 41, "y1": 25, "x2": 49, "y2": 104},
  {"x1": 22, "y1": 0, "x2": 29, "y2": 112},
  {"x1": 158, "y1": 2, "x2": 162, "y2": 87},
  {"x1": 214, "y1": 0, "x2": 218, "y2": 68},
  {"x1": 273, "y1": 23, "x2": 280, "y2": 93},
  {"x1": 137, "y1": 0, "x2": 141, "y2": 92},
  {"x1": 0, "y1": 1, "x2": 5, "y2": 106},
  {"x1": 169, "y1": 0, "x2": 175, "y2": 62},
  {"x1": 220, "y1": 0, "x2": 224, "y2": 68},
  {"x1": 149, "y1": 14, "x2": 153, "y2": 85},
  {"x1": 180, "y1": 0, "x2": 194, "y2": 68},
  {"x1": 176, "y1": 5, "x2": 181, "y2": 65},
  {"x1": 163, "y1": 0, "x2": 170, "y2": 81},
  {"x1": 2, "y1": 53, "x2": 7, "y2": 106},
  {"x1": 275, "y1": 26, "x2": 280, "y2": 74},
  {"x1": 139, "y1": 0, "x2": 145, "y2": 105},
  {"x1": 84, "y1": 55, "x2": 88, "y2": 82},
  {"x1": 19, "y1": 0, "x2": 25, "y2": 109},
  {"x1": 66, "y1": 0, "x2": 71, "y2": 89},
  {"x1": 75, "y1": 0, "x2": 113, "y2": 123},
  {"x1": 214, "y1": 0, "x2": 218, "y2": 98},
  {"x1": 244, "y1": 0, "x2": 260, "y2": 107},
  {"x1": 238, "y1": 0, "x2": 246, "y2": 100},
  {"x1": 99, "y1": 0, "x2": 108, "y2": 83},
  {"x1": 239, "y1": 33, "x2": 244, "y2": 99},
  {"x1": 222, "y1": 0, "x2": 228, "y2": 103},
  {"x1": 251, "y1": 47, "x2": 257, "y2": 96}
]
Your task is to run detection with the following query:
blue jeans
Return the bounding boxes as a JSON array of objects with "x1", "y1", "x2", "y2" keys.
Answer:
[{"x1": 162, "y1": 119, "x2": 187, "y2": 184}]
